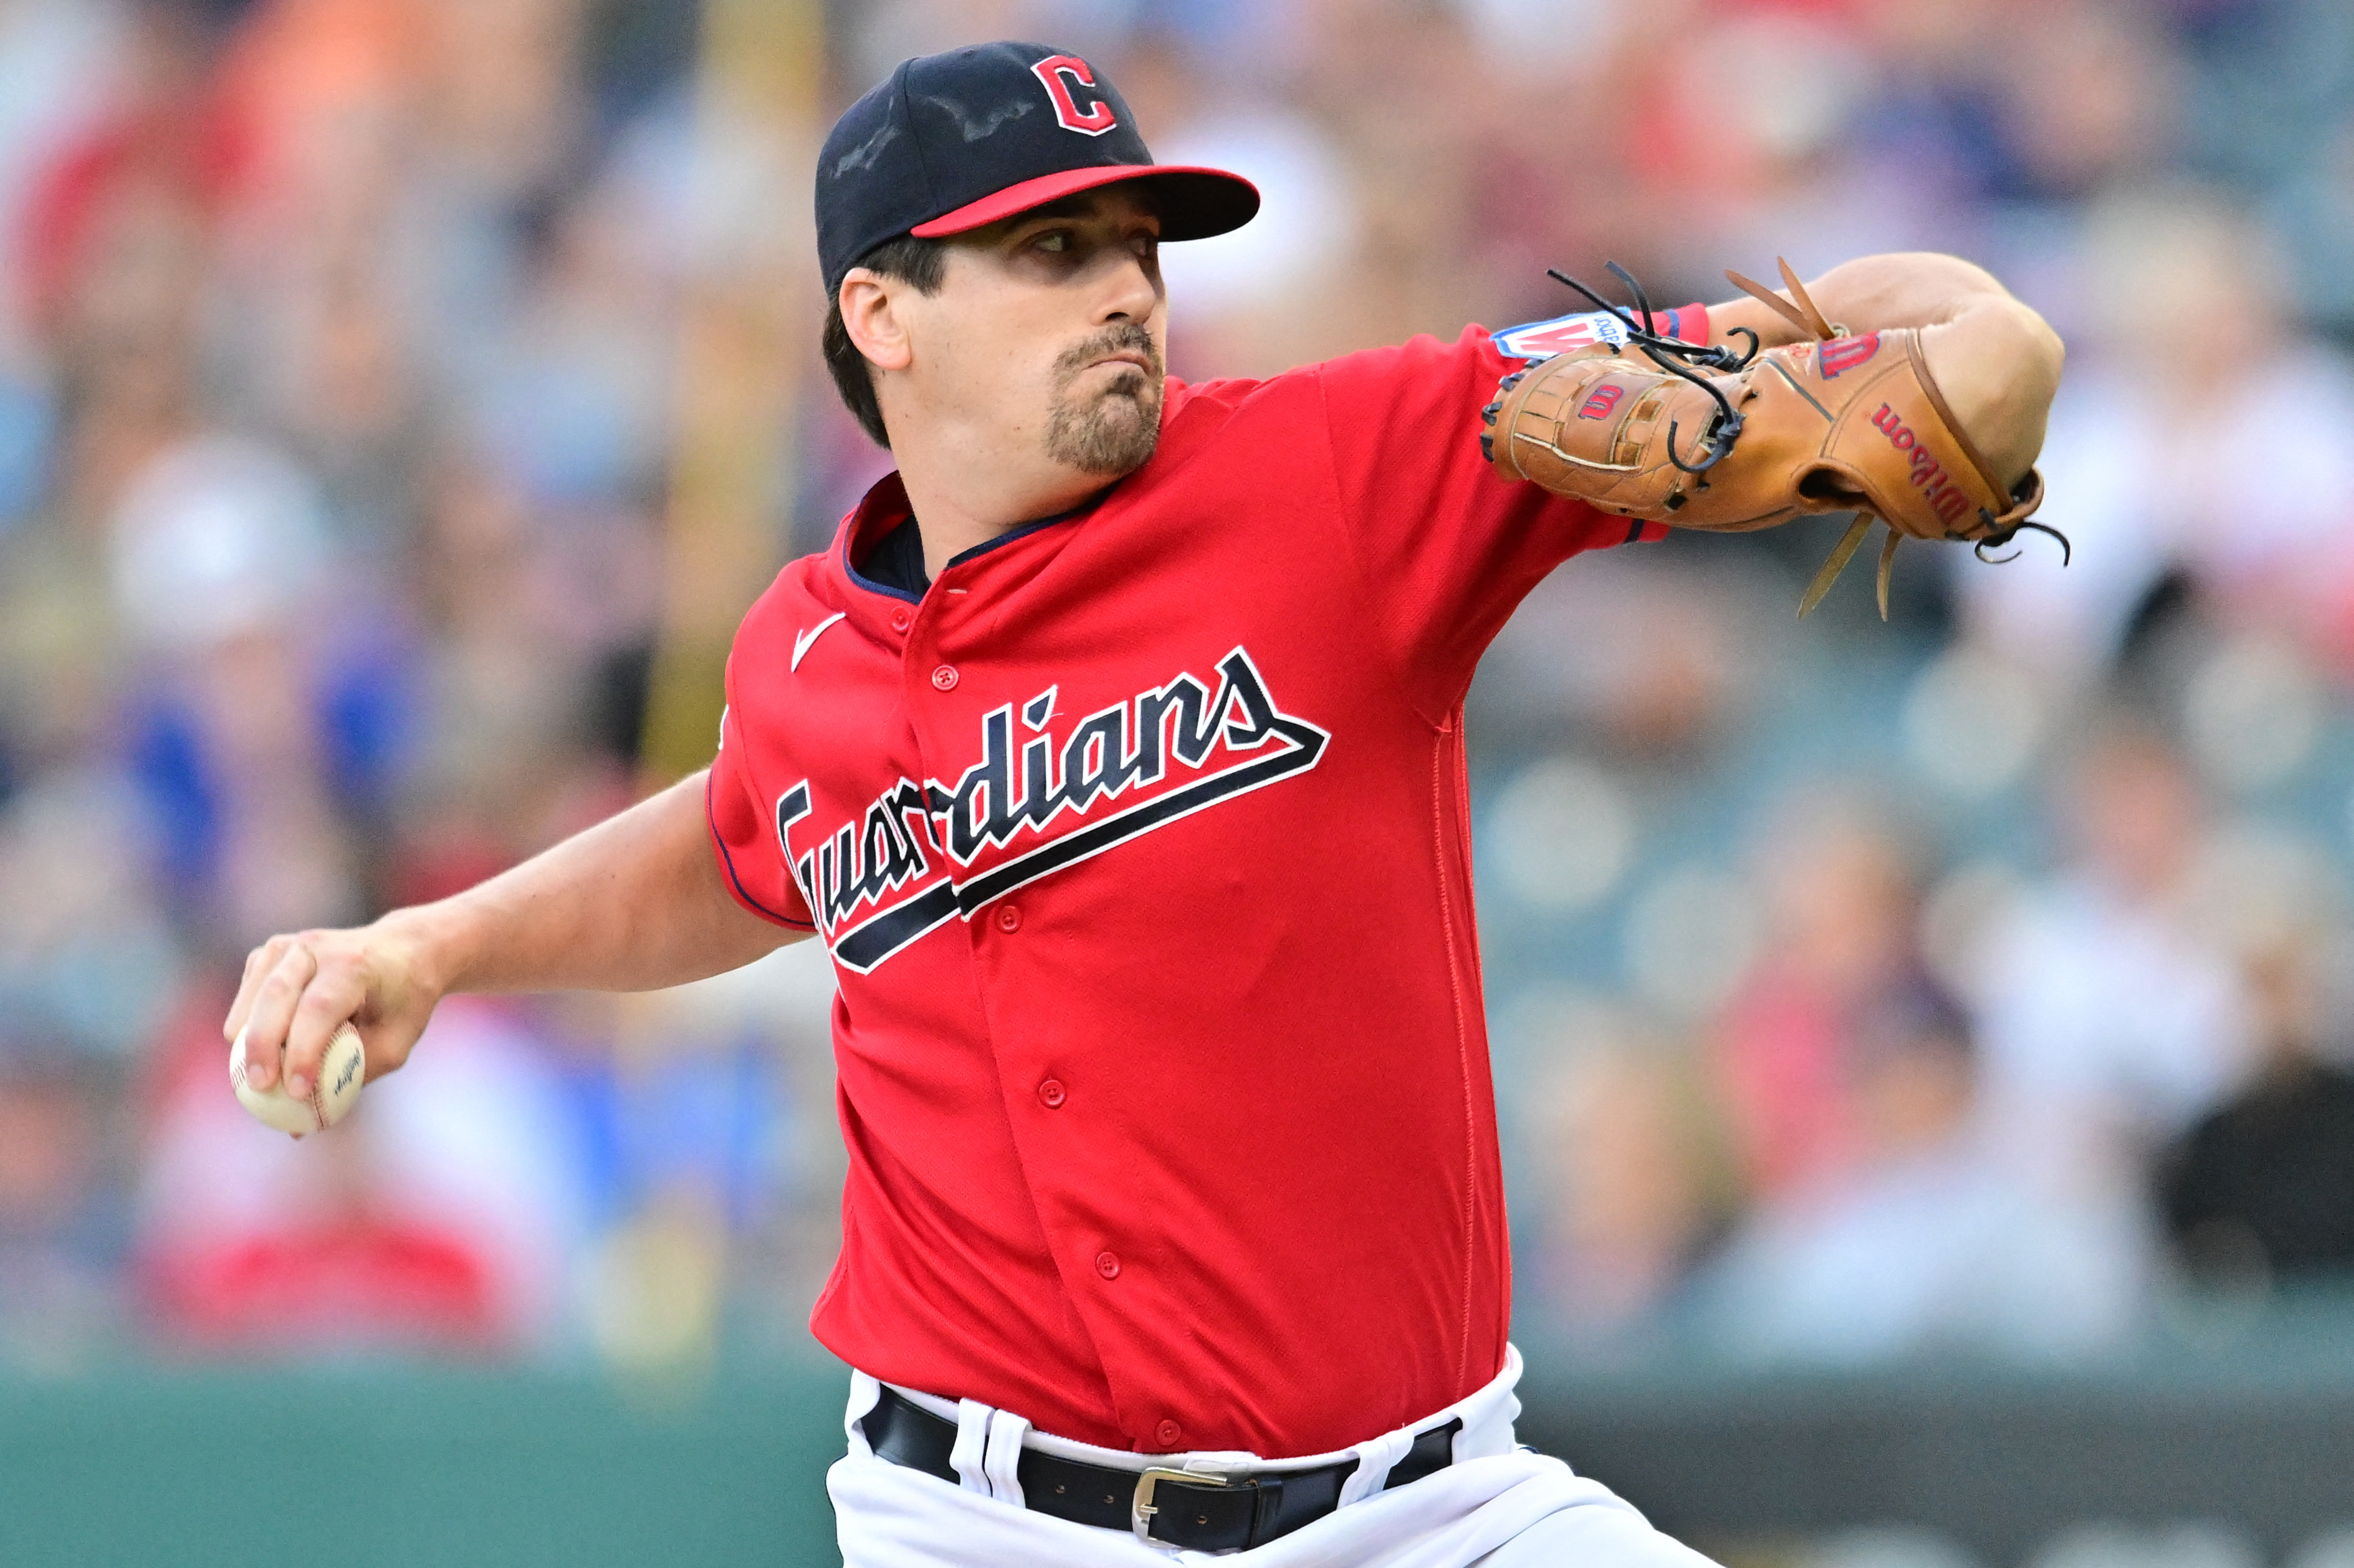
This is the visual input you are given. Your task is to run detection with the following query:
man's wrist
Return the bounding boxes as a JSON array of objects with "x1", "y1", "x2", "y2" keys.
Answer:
[{"x1": 373, "y1": 900, "x2": 472, "y2": 1003}]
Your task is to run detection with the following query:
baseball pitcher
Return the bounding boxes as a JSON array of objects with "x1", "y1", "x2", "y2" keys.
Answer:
[{"x1": 225, "y1": 41, "x2": 2064, "y2": 1567}]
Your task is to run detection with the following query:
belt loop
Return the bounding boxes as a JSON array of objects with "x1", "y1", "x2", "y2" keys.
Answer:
[
  {"x1": 981, "y1": 1407, "x2": 1030, "y2": 1506},
  {"x1": 1248, "y1": 1473, "x2": 1288, "y2": 1546},
  {"x1": 1454, "y1": 1345, "x2": 1526, "y2": 1463},
  {"x1": 949, "y1": 1400, "x2": 996, "y2": 1496},
  {"x1": 1337, "y1": 1427, "x2": 1412, "y2": 1507},
  {"x1": 844, "y1": 1372, "x2": 885, "y2": 1455}
]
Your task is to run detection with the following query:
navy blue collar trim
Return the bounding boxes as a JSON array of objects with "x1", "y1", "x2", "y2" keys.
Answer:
[
  {"x1": 844, "y1": 523, "x2": 925, "y2": 604},
  {"x1": 842, "y1": 483, "x2": 1113, "y2": 603}
]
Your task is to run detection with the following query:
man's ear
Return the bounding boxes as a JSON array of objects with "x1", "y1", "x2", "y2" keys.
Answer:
[{"x1": 839, "y1": 270, "x2": 913, "y2": 373}]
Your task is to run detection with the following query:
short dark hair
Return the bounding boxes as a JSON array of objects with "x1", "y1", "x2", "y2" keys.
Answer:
[{"x1": 822, "y1": 235, "x2": 948, "y2": 449}]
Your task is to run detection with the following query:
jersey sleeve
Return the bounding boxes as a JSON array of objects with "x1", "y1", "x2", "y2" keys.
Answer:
[
  {"x1": 1314, "y1": 310, "x2": 1707, "y2": 716},
  {"x1": 707, "y1": 699, "x2": 816, "y2": 931}
]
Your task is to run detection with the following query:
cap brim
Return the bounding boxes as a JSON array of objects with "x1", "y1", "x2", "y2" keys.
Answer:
[{"x1": 909, "y1": 165, "x2": 1259, "y2": 241}]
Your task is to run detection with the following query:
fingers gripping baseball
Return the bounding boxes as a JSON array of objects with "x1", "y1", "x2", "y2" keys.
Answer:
[
  {"x1": 223, "y1": 926, "x2": 434, "y2": 1101},
  {"x1": 226, "y1": 938, "x2": 313, "y2": 1093}
]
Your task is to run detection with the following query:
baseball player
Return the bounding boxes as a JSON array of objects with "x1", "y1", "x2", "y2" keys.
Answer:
[{"x1": 225, "y1": 41, "x2": 2063, "y2": 1567}]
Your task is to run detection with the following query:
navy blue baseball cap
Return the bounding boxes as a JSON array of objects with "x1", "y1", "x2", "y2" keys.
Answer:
[{"x1": 816, "y1": 42, "x2": 1260, "y2": 295}]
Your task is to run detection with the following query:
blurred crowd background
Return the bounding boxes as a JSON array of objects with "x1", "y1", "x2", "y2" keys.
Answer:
[{"x1": 4, "y1": 0, "x2": 2354, "y2": 1516}]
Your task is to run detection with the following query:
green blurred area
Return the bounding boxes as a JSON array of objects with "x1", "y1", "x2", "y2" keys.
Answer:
[
  {"x1": 12, "y1": 1302, "x2": 2354, "y2": 1568},
  {"x1": 0, "y1": 1360, "x2": 848, "y2": 1568}
]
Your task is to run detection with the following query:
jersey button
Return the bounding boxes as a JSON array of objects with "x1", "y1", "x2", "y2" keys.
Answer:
[
  {"x1": 930, "y1": 665, "x2": 958, "y2": 690},
  {"x1": 1095, "y1": 1251, "x2": 1121, "y2": 1280},
  {"x1": 1154, "y1": 1420, "x2": 1182, "y2": 1448},
  {"x1": 890, "y1": 606, "x2": 912, "y2": 632},
  {"x1": 1037, "y1": 1078, "x2": 1066, "y2": 1108},
  {"x1": 995, "y1": 904, "x2": 1021, "y2": 933}
]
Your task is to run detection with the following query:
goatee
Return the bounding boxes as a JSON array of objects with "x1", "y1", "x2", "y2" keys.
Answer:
[{"x1": 1044, "y1": 324, "x2": 1165, "y2": 474}]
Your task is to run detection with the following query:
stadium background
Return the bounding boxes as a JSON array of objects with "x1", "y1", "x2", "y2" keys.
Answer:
[{"x1": 3, "y1": 0, "x2": 2354, "y2": 1562}]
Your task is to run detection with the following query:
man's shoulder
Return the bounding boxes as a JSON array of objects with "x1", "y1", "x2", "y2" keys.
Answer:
[
  {"x1": 1174, "y1": 326, "x2": 1503, "y2": 398},
  {"x1": 1315, "y1": 324, "x2": 1508, "y2": 384},
  {"x1": 731, "y1": 542, "x2": 847, "y2": 659},
  {"x1": 1157, "y1": 327, "x2": 1501, "y2": 450}
]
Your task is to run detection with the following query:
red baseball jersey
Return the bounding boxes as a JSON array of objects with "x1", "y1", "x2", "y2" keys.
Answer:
[{"x1": 708, "y1": 313, "x2": 1703, "y2": 1458}]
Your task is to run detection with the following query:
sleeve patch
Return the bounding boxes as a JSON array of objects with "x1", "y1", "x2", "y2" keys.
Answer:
[{"x1": 1490, "y1": 310, "x2": 1631, "y2": 361}]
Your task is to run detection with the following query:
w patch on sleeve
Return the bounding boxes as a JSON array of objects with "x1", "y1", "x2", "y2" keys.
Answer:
[{"x1": 1489, "y1": 310, "x2": 1633, "y2": 362}]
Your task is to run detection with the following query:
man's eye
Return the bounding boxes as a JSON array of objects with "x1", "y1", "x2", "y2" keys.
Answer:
[{"x1": 1034, "y1": 231, "x2": 1069, "y2": 253}]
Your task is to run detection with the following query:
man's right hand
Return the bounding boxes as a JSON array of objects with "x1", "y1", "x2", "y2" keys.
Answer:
[{"x1": 224, "y1": 914, "x2": 445, "y2": 1105}]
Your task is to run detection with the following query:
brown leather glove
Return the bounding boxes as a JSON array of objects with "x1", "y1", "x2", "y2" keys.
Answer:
[{"x1": 1482, "y1": 260, "x2": 2060, "y2": 617}]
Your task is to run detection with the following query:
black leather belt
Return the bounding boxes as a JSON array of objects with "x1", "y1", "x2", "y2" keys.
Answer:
[{"x1": 859, "y1": 1385, "x2": 1462, "y2": 1551}]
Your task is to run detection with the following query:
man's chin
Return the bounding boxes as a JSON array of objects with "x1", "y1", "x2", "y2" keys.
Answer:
[{"x1": 1046, "y1": 391, "x2": 1163, "y2": 475}]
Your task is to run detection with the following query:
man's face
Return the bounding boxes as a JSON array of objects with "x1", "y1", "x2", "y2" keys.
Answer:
[{"x1": 902, "y1": 187, "x2": 1167, "y2": 477}]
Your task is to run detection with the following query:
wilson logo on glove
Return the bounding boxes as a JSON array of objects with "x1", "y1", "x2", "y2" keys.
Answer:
[
  {"x1": 1577, "y1": 385, "x2": 1625, "y2": 420},
  {"x1": 1870, "y1": 405, "x2": 1972, "y2": 528},
  {"x1": 1479, "y1": 257, "x2": 2064, "y2": 621},
  {"x1": 1819, "y1": 334, "x2": 1881, "y2": 378}
]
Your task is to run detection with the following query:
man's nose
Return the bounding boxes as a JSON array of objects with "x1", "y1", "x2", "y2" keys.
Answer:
[{"x1": 1097, "y1": 250, "x2": 1162, "y2": 324}]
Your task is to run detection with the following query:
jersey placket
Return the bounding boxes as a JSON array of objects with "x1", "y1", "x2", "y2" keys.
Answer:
[{"x1": 905, "y1": 545, "x2": 1186, "y2": 1451}]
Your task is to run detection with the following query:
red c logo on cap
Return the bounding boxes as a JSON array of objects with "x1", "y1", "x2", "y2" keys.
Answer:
[{"x1": 1032, "y1": 55, "x2": 1117, "y2": 136}]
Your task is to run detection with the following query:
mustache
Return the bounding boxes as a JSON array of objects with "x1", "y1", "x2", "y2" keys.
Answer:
[{"x1": 1054, "y1": 323, "x2": 1163, "y2": 388}]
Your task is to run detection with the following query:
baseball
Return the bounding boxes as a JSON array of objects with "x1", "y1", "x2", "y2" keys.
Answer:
[{"x1": 230, "y1": 1022, "x2": 366, "y2": 1137}]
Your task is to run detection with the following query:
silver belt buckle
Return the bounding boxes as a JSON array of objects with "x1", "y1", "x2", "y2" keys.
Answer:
[{"x1": 1132, "y1": 1465, "x2": 1231, "y2": 1543}]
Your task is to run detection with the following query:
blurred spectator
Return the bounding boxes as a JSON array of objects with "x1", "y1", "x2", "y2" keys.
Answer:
[
  {"x1": 472, "y1": 173, "x2": 678, "y2": 516},
  {"x1": 1711, "y1": 794, "x2": 1926, "y2": 1200},
  {"x1": 2159, "y1": 915, "x2": 2354, "y2": 1289},
  {"x1": 1970, "y1": 718, "x2": 2254, "y2": 1201},
  {"x1": 1703, "y1": 975, "x2": 2141, "y2": 1361},
  {"x1": 0, "y1": 765, "x2": 184, "y2": 1058},
  {"x1": 20, "y1": 1, "x2": 242, "y2": 530},
  {"x1": 0, "y1": 1048, "x2": 127, "y2": 1369},
  {"x1": 1522, "y1": 1009, "x2": 1731, "y2": 1354},
  {"x1": 579, "y1": 944, "x2": 839, "y2": 1369},
  {"x1": 0, "y1": 0, "x2": 128, "y2": 526},
  {"x1": 136, "y1": 992, "x2": 591, "y2": 1356},
  {"x1": 110, "y1": 431, "x2": 372, "y2": 945}
]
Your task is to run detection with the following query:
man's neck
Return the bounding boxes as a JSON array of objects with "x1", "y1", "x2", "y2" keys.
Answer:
[{"x1": 894, "y1": 443, "x2": 1116, "y2": 581}]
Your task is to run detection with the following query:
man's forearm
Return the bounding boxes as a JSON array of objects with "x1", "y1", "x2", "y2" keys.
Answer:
[
  {"x1": 395, "y1": 769, "x2": 803, "y2": 999},
  {"x1": 228, "y1": 769, "x2": 803, "y2": 1100}
]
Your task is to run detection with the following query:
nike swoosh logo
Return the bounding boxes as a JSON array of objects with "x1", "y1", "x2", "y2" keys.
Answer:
[{"x1": 791, "y1": 613, "x2": 847, "y2": 672}]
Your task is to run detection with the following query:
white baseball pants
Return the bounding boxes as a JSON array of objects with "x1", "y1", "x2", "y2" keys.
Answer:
[{"x1": 829, "y1": 1345, "x2": 1723, "y2": 1566}]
